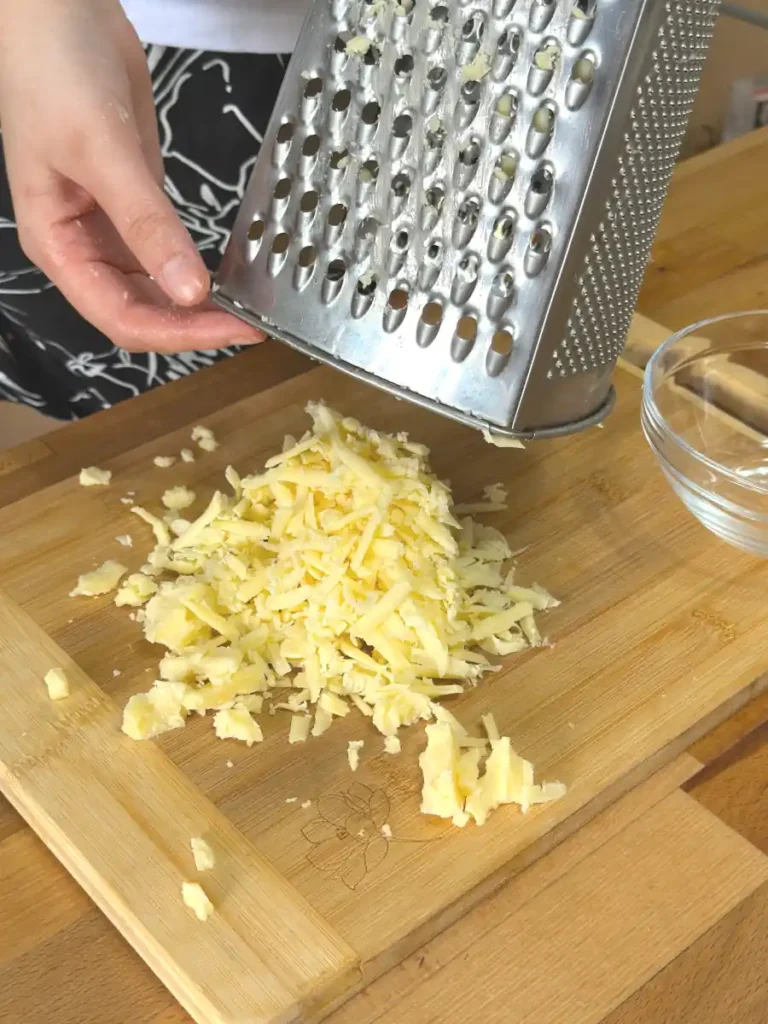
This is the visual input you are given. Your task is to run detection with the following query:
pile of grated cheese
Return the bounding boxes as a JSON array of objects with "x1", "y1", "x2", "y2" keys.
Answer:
[{"x1": 116, "y1": 403, "x2": 565, "y2": 826}]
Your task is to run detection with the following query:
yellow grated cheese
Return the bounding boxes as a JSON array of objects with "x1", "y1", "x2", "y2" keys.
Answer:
[
  {"x1": 384, "y1": 735, "x2": 401, "y2": 755},
  {"x1": 190, "y1": 837, "x2": 215, "y2": 871},
  {"x1": 181, "y1": 881, "x2": 213, "y2": 920},
  {"x1": 70, "y1": 560, "x2": 127, "y2": 598},
  {"x1": 44, "y1": 667, "x2": 70, "y2": 700},
  {"x1": 79, "y1": 466, "x2": 111, "y2": 487},
  {"x1": 192, "y1": 425, "x2": 219, "y2": 452},
  {"x1": 347, "y1": 739, "x2": 364, "y2": 772},
  {"x1": 289, "y1": 715, "x2": 311, "y2": 744},
  {"x1": 162, "y1": 486, "x2": 195, "y2": 511},
  {"x1": 118, "y1": 403, "x2": 563, "y2": 825}
]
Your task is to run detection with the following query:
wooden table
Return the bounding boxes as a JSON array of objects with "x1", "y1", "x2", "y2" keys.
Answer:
[{"x1": 1, "y1": 129, "x2": 767, "y2": 1024}]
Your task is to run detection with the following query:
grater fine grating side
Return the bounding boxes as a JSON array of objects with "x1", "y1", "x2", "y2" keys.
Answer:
[{"x1": 214, "y1": 0, "x2": 720, "y2": 439}]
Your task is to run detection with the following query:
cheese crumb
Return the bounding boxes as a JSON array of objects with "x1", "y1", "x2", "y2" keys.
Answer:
[
  {"x1": 44, "y1": 667, "x2": 70, "y2": 700},
  {"x1": 496, "y1": 93, "x2": 513, "y2": 117},
  {"x1": 162, "y1": 486, "x2": 195, "y2": 511},
  {"x1": 381, "y1": 823, "x2": 393, "y2": 839},
  {"x1": 286, "y1": 797, "x2": 298, "y2": 804},
  {"x1": 70, "y1": 560, "x2": 127, "y2": 597},
  {"x1": 181, "y1": 881, "x2": 213, "y2": 921},
  {"x1": 122, "y1": 681, "x2": 189, "y2": 739},
  {"x1": 346, "y1": 35, "x2": 371, "y2": 55},
  {"x1": 79, "y1": 466, "x2": 111, "y2": 487},
  {"x1": 289, "y1": 715, "x2": 311, "y2": 744},
  {"x1": 484, "y1": 483, "x2": 507, "y2": 505},
  {"x1": 113, "y1": 669, "x2": 122, "y2": 677},
  {"x1": 301, "y1": 800, "x2": 312, "y2": 809},
  {"x1": 192, "y1": 425, "x2": 219, "y2": 452},
  {"x1": 481, "y1": 428, "x2": 525, "y2": 449},
  {"x1": 420, "y1": 717, "x2": 566, "y2": 827},
  {"x1": 384, "y1": 735, "x2": 401, "y2": 755},
  {"x1": 460, "y1": 52, "x2": 490, "y2": 83},
  {"x1": 132, "y1": 505, "x2": 171, "y2": 546},
  {"x1": 180, "y1": 448, "x2": 196, "y2": 463},
  {"x1": 534, "y1": 43, "x2": 559, "y2": 72},
  {"x1": 213, "y1": 705, "x2": 263, "y2": 745},
  {"x1": 115, "y1": 573, "x2": 158, "y2": 608},
  {"x1": 154, "y1": 456, "x2": 176, "y2": 469},
  {"x1": 115, "y1": 534, "x2": 133, "y2": 548},
  {"x1": 348, "y1": 739, "x2": 364, "y2": 772},
  {"x1": 190, "y1": 837, "x2": 216, "y2": 872}
]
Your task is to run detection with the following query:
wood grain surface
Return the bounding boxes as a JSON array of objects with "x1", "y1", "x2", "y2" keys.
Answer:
[
  {"x1": 1, "y1": 130, "x2": 767, "y2": 1023},
  {"x1": 638, "y1": 127, "x2": 768, "y2": 333},
  {"x1": 0, "y1": 590, "x2": 357, "y2": 1024},
  {"x1": 329, "y1": 791, "x2": 768, "y2": 1024},
  {"x1": 5, "y1": 339, "x2": 767, "y2": 1022}
]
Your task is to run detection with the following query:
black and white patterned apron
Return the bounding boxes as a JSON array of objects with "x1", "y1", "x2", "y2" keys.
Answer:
[{"x1": 0, "y1": 46, "x2": 287, "y2": 419}]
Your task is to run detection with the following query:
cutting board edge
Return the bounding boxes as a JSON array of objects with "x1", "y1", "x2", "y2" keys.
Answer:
[
  {"x1": 0, "y1": 586, "x2": 359, "y2": 1024},
  {"x1": 314, "y1": 665, "x2": 768, "y2": 1021}
]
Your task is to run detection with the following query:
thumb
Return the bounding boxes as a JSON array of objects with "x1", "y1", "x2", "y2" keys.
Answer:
[{"x1": 80, "y1": 135, "x2": 208, "y2": 307}]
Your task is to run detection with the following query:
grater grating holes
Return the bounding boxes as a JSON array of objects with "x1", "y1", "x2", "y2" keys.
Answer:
[
  {"x1": 395, "y1": 53, "x2": 415, "y2": 77},
  {"x1": 568, "y1": 0, "x2": 595, "y2": 45},
  {"x1": 492, "y1": 28, "x2": 522, "y2": 80},
  {"x1": 524, "y1": 224, "x2": 552, "y2": 276},
  {"x1": 566, "y1": 51, "x2": 596, "y2": 109},
  {"x1": 217, "y1": 0, "x2": 719, "y2": 436},
  {"x1": 329, "y1": 148, "x2": 350, "y2": 171},
  {"x1": 294, "y1": 245, "x2": 318, "y2": 290},
  {"x1": 452, "y1": 314, "x2": 478, "y2": 362},
  {"x1": 488, "y1": 211, "x2": 517, "y2": 262},
  {"x1": 276, "y1": 121, "x2": 295, "y2": 144},
  {"x1": 418, "y1": 301, "x2": 443, "y2": 347},
  {"x1": 488, "y1": 269, "x2": 516, "y2": 319},
  {"x1": 321, "y1": 258, "x2": 347, "y2": 304},
  {"x1": 488, "y1": 151, "x2": 517, "y2": 203},
  {"x1": 487, "y1": 328, "x2": 514, "y2": 376},
  {"x1": 492, "y1": 0, "x2": 516, "y2": 20},
  {"x1": 553, "y1": 0, "x2": 719, "y2": 379},
  {"x1": 529, "y1": 0, "x2": 556, "y2": 33},
  {"x1": 528, "y1": 39, "x2": 560, "y2": 95},
  {"x1": 451, "y1": 253, "x2": 479, "y2": 304},
  {"x1": 526, "y1": 102, "x2": 556, "y2": 158},
  {"x1": 384, "y1": 287, "x2": 409, "y2": 331},
  {"x1": 268, "y1": 232, "x2": 291, "y2": 277},
  {"x1": 453, "y1": 197, "x2": 481, "y2": 248},
  {"x1": 525, "y1": 162, "x2": 553, "y2": 217},
  {"x1": 361, "y1": 100, "x2": 381, "y2": 125},
  {"x1": 303, "y1": 76, "x2": 323, "y2": 99}
]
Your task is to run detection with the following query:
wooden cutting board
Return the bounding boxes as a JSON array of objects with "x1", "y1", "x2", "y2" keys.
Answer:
[{"x1": 1, "y1": 322, "x2": 768, "y2": 1024}]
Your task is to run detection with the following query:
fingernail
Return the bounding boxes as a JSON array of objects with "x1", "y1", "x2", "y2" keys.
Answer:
[
  {"x1": 161, "y1": 253, "x2": 207, "y2": 304},
  {"x1": 230, "y1": 336, "x2": 263, "y2": 347}
]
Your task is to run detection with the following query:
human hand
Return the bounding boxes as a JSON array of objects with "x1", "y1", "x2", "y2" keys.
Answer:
[{"x1": 0, "y1": 0, "x2": 262, "y2": 352}]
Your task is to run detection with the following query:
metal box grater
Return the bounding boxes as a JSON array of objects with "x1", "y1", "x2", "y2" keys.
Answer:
[{"x1": 214, "y1": 0, "x2": 720, "y2": 439}]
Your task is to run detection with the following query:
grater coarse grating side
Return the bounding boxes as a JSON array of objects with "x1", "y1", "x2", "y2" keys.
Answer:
[{"x1": 214, "y1": 0, "x2": 720, "y2": 440}]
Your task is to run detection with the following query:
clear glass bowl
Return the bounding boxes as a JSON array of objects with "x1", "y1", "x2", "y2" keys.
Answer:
[{"x1": 642, "y1": 310, "x2": 768, "y2": 556}]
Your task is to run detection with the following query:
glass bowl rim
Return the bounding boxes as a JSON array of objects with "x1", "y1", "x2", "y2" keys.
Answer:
[{"x1": 642, "y1": 308, "x2": 768, "y2": 494}]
